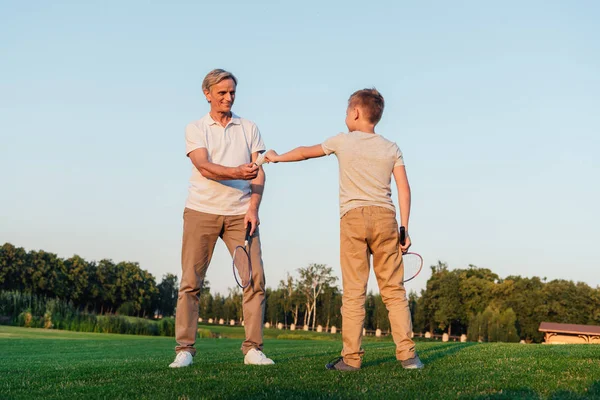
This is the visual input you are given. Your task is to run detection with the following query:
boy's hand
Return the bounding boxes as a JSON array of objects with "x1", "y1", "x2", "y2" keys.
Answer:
[
  {"x1": 236, "y1": 163, "x2": 259, "y2": 180},
  {"x1": 264, "y1": 150, "x2": 280, "y2": 163},
  {"x1": 400, "y1": 234, "x2": 411, "y2": 254}
]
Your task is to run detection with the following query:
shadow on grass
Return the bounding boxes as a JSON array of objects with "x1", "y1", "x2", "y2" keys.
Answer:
[
  {"x1": 468, "y1": 380, "x2": 600, "y2": 400},
  {"x1": 362, "y1": 342, "x2": 478, "y2": 368},
  {"x1": 549, "y1": 380, "x2": 600, "y2": 400}
]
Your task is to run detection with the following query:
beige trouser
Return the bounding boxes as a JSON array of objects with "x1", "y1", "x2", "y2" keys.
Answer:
[
  {"x1": 175, "y1": 208, "x2": 266, "y2": 356},
  {"x1": 340, "y1": 206, "x2": 416, "y2": 368}
]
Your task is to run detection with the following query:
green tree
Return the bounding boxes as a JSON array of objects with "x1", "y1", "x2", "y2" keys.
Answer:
[
  {"x1": 63, "y1": 255, "x2": 90, "y2": 304},
  {"x1": 499, "y1": 308, "x2": 520, "y2": 342},
  {"x1": 421, "y1": 262, "x2": 463, "y2": 335},
  {"x1": 278, "y1": 273, "x2": 295, "y2": 327},
  {"x1": 198, "y1": 280, "x2": 212, "y2": 318},
  {"x1": 411, "y1": 291, "x2": 427, "y2": 334},
  {"x1": 365, "y1": 292, "x2": 376, "y2": 331},
  {"x1": 265, "y1": 288, "x2": 284, "y2": 325},
  {"x1": 433, "y1": 270, "x2": 462, "y2": 335},
  {"x1": 420, "y1": 261, "x2": 448, "y2": 333},
  {"x1": 542, "y1": 280, "x2": 596, "y2": 325},
  {"x1": 212, "y1": 293, "x2": 224, "y2": 321},
  {"x1": 157, "y1": 273, "x2": 178, "y2": 317},
  {"x1": 0, "y1": 243, "x2": 27, "y2": 291},
  {"x1": 25, "y1": 250, "x2": 68, "y2": 299},
  {"x1": 496, "y1": 276, "x2": 545, "y2": 341},
  {"x1": 318, "y1": 285, "x2": 341, "y2": 329},
  {"x1": 228, "y1": 287, "x2": 243, "y2": 322},
  {"x1": 373, "y1": 294, "x2": 390, "y2": 331},
  {"x1": 96, "y1": 259, "x2": 118, "y2": 313},
  {"x1": 457, "y1": 265, "x2": 498, "y2": 318},
  {"x1": 297, "y1": 264, "x2": 338, "y2": 330},
  {"x1": 408, "y1": 290, "x2": 423, "y2": 332}
]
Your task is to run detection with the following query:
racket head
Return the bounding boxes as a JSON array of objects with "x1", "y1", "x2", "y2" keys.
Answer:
[
  {"x1": 233, "y1": 245, "x2": 252, "y2": 288},
  {"x1": 401, "y1": 252, "x2": 423, "y2": 283}
]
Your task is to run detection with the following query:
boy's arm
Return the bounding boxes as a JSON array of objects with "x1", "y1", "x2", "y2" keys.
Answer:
[
  {"x1": 393, "y1": 165, "x2": 412, "y2": 250},
  {"x1": 264, "y1": 145, "x2": 326, "y2": 163}
]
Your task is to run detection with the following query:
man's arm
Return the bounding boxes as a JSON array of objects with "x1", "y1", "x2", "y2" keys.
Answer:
[
  {"x1": 264, "y1": 145, "x2": 326, "y2": 163},
  {"x1": 393, "y1": 165, "x2": 412, "y2": 251},
  {"x1": 245, "y1": 151, "x2": 265, "y2": 235},
  {"x1": 189, "y1": 148, "x2": 258, "y2": 181}
]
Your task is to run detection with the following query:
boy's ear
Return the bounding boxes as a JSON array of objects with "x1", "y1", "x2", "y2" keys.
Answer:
[{"x1": 351, "y1": 107, "x2": 360, "y2": 120}]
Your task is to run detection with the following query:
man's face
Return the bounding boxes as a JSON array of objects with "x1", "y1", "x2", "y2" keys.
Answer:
[{"x1": 204, "y1": 78, "x2": 236, "y2": 113}]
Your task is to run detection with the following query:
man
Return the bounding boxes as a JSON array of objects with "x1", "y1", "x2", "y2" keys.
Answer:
[{"x1": 169, "y1": 69, "x2": 274, "y2": 367}]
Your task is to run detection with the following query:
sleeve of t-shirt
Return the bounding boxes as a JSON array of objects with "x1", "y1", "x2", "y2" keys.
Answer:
[
  {"x1": 185, "y1": 123, "x2": 207, "y2": 156},
  {"x1": 251, "y1": 123, "x2": 266, "y2": 154},
  {"x1": 321, "y1": 133, "x2": 345, "y2": 155},
  {"x1": 394, "y1": 144, "x2": 405, "y2": 168}
]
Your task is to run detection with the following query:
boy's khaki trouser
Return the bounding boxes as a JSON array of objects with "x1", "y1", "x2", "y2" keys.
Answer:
[
  {"x1": 340, "y1": 206, "x2": 416, "y2": 368},
  {"x1": 175, "y1": 208, "x2": 266, "y2": 356}
]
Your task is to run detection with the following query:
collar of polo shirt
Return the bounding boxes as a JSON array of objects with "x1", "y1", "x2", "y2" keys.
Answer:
[{"x1": 207, "y1": 112, "x2": 242, "y2": 126}]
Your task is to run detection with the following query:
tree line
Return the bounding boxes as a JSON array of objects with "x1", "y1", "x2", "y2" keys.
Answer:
[
  {"x1": 411, "y1": 262, "x2": 600, "y2": 342},
  {"x1": 0, "y1": 243, "x2": 178, "y2": 318},
  {"x1": 2, "y1": 242, "x2": 598, "y2": 342}
]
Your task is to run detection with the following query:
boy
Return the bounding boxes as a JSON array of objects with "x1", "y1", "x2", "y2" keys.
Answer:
[{"x1": 264, "y1": 88, "x2": 423, "y2": 371}]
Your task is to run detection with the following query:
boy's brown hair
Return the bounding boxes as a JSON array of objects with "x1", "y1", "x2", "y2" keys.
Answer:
[{"x1": 348, "y1": 88, "x2": 385, "y2": 124}]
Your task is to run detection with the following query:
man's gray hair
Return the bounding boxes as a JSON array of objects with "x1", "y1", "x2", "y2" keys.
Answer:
[{"x1": 202, "y1": 69, "x2": 238, "y2": 92}]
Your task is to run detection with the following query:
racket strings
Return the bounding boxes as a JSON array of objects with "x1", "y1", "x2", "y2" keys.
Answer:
[
  {"x1": 402, "y1": 253, "x2": 423, "y2": 283},
  {"x1": 233, "y1": 246, "x2": 251, "y2": 287}
]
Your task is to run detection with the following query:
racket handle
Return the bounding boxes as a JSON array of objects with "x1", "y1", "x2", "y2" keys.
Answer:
[
  {"x1": 245, "y1": 223, "x2": 252, "y2": 242},
  {"x1": 399, "y1": 226, "x2": 406, "y2": 246}
]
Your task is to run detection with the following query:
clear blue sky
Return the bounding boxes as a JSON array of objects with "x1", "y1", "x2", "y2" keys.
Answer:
[{"x1": 1, "y1": 1, "x2": 599, "y2": 296}]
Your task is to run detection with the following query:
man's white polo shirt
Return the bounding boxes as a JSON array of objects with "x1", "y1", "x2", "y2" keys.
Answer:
[{"x1": 185, "y1": 113, "x2": 265, "y2": 215}]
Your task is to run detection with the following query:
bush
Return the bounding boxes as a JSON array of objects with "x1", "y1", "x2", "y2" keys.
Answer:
[
  {"x1": 276, "y1": 334, "x2": 335, "y2": 341},
  {"x1": 197, "y1": 328, "x2": 213, "y2": 338},
  {"x1": 117, "y1": 302, "x2": 137, "y2": 317},
  {"x1": 159, "y1": 318, "x2": 175, "y2": 336},
  {"x1": 468, "y1": 306, "x2": 520, "y2": 343},
  {"x1": 17, "y1": 310, "x2": 34, "y2": 327},
  {"x1": 0, "y1": 291, "x2": 175, "y2": 337}
]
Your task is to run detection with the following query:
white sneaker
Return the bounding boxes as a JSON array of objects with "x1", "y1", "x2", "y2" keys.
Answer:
[
  {"x1": 169, "y1": 351, "x2": 193, "y2": 368},
  {"x1": 244, "y1": 348, "x2": 275, "y2": 365}
]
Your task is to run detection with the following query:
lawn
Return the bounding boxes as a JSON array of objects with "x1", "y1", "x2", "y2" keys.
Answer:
[{"x1": 1, "y1": 325, "x2": 599, "y2": 399}]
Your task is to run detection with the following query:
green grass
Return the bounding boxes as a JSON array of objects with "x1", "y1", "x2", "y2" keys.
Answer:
[{"x1": 1, "y1": 326, "x2": 599, "y2": 399}]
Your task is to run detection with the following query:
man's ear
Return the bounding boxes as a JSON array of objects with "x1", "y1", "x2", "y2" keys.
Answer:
[{"x1": 203, "y1": 89, "x2": 211, "y2": 103}]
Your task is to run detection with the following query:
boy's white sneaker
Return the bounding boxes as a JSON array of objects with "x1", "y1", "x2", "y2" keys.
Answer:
[
  {"x1": 169, "y1": 351, "x2": 193, "y2": 368},
  {"x1": 244, "y1": 348, "x2": 275, "y2": 365}
]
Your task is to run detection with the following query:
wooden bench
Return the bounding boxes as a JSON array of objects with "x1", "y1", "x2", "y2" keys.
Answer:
[{"x1": 539, "y1": 322, "x2": 600, "y2": 344}]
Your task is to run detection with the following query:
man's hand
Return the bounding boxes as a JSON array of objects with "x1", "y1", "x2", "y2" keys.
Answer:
[
  {"x1": 245, "y1": 207, "x2": 260, "y2": 236},
  {"x1": 264, "y1": 150, "x2": 280, "y2": 163},
  {"x1": 236, "y1": 163, "x2": 259, "y2": 180},
  {"x1": 400, "y1": 234, "x2": 412, "y2": 254}
]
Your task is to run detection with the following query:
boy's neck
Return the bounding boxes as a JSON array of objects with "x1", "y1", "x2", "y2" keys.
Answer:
[{"x1": 352, "y1": 122, "x2": 376, "y2": 134}]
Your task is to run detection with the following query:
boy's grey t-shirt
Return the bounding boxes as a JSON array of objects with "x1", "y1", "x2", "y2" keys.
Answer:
[{"x1": 321, "y1": 131, "x2": 404, "y2": 218}]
